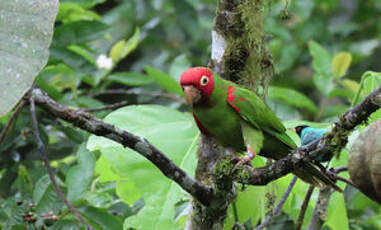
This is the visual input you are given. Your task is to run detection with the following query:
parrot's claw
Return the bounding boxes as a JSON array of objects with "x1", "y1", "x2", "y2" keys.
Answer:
[
  {"x1": 232, "y1": 145, "x2": 256, "y2": 172},
  {"x1": 232, "y1": 155, "x2": 253, "y2": 172}
]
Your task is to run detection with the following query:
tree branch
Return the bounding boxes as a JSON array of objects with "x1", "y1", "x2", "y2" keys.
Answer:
[
  {"x1": 28, "y1": 88, "x2": 214, "y2": 206},
  {"x1": 80, "y1": 101, "x2": 129, "y2": 112},
  {"x1": 29, "y1": 97, "x2": 92, "y2": 230},
  {"x1": 235, "y1": 85, "x2": 381, "y2": 186},
  {"x1": 91, "y1": 89, "x2": 186, "y2": 104}
]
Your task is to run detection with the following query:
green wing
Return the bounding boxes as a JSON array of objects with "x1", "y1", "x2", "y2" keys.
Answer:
[
  {"x1": 227, "y1": 84, "x2": 342, "y2": 191},
  {"x1": 227, "y1": 85, "x2": 297, "y2": 149}
]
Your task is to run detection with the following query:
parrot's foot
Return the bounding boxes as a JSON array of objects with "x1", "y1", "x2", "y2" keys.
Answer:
[{"x1": 232, "y1": 145, "x2": 256, "y2": 172}]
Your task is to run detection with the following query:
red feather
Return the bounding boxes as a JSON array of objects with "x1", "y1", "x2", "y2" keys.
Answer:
[
  {"x1": 179, "y1": 67, "x2": 215, "y2": 100},
  {"x1": 193, "y1": 113, "x2": 211, "y2": 135},
  {"x1": 227, "y1": 86, "x2": 240, "y2": 112}
]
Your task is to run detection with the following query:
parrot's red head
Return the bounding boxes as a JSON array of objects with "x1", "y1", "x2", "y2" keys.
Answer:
[{"x1": 179, "y1": 67, "x2": 215, "y2": 106}]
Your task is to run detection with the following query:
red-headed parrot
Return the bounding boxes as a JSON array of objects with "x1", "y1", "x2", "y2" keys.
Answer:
[{"x1": 180, "y1": 67, "x2": 339, "y2": 189}]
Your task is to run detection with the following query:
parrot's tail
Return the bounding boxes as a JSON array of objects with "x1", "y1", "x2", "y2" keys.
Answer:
[{"x1": 295, "y1": 163, "x2": 343, "y2": 192}]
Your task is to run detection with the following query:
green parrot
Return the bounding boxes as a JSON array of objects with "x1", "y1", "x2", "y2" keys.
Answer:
[{"x1": 180, "y1": 67, "x2": 340, "y2": 190}]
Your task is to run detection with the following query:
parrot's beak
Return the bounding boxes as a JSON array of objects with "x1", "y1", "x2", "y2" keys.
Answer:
[{"x1": 183, "y1": 85, "x2": 202, "y2": 107}]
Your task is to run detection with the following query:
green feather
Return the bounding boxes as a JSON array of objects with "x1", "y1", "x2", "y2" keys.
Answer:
[{"x1": 192, "y1": 73, "x2": 341, "y2": 191}]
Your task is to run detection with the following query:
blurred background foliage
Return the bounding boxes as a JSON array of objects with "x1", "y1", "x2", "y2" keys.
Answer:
[{"x1": 0, "y1": 0, "x2": 380, "y2": 229}]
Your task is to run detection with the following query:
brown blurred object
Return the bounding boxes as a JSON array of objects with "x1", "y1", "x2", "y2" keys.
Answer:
[{"x1": 348, "y1": 119, "x2": 381, "y2": 204}]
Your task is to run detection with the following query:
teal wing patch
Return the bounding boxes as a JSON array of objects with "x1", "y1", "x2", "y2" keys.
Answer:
[{"x1": 227, "y1": 85, "x2": 297, "y2": 149}]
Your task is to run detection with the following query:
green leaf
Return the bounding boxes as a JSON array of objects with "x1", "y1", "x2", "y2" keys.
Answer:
[
  {"x1": 325, "y1": 192, "x2": 349, "y2": 230},
  {"x1": 169, "y1": 54, "x2": 191, "y2": 82},
  {"x1": 109, "y1": 27, "x2": 140, "y2": 63},
  {"x1": 144, "y1": 66, "x2": 184, "y2": 96},
  {"x1": 51, "y1": 219, "x2": 80, "y2": 230},
  {"x1": 81, "y1": 206, "x2": 123, "y2": 230},
  {"x1": 33, "y1": 175, "x2": 64, "y2": 214},
  {"x1": 173, "y1": 0, "x2": 200, "y2": 37},
  {"x1": 95, "y1": 155, "x2": 120, "y2": 183},
  {"x1": 309, "y1": 40, "x2": 332, "y2": 75},
  {"x1": 283, "y1": 120, "x2": 331, "y2": 129},
  {"x1": 362, "y1": 71, "x2": 381, "y2": 96},
  {"x1": 332, "y1": 52, "x2": 352, "y2": 78},
  {"x1": 116, "y1": 180, "x2": 141, "y2": 206},
  {"x1": 60, "y1": 0, "x2": 106, "y2": 9},
  {"x1": 37, "y1": 64, "x2": 82, "y2": 97},
  {"x1": 86, "y1": 191, "x2": 114, "y2": 208},
  {"x1": 224, "y1": 186, "x2": 266, "y2": 229},
  {"x1": 268, "y1": 86, "x2": 318, "y2": 114},
  {"x1": 340, "y1": 79, "x2": 359, "y2": 93},
  {"x1": 87, "y1": 105, "x2": 199, "y2": 230},
  {"x1": 309, "y1": 40, "x2": 334, "y2": 96},
  {"x1": 107, "y1": 72, "x2": 154, "y2": 86},
  {"x1": 313, "y1": 73, "x2": 334, "y2": 97},
  {"x1": 0, "y1": 0, "x2": 58, "y2": 117},
  {"x1": 16, "y1": 165, "x2": 33, "y2": 200},
  {"x1": 57, "y1": 3, "x2": 101, "y2": 23},
  {"x1": 50, "y1": 47, "x2": 95, "y2": 73},
  {"x1": 66, "y1": 145, "x2": 96, "y2": 203},
  {"x1": 322, "y1": 106, "x2": 348, "y2": 119},
  {"x1": 53, "y1": 21, "x2": 109, "y2": 47},
  {"x1": 352, "y1": 71, "x2": 381, "y2": 106}
]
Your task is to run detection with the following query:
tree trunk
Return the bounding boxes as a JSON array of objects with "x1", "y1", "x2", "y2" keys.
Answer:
[{"x1": 187, "y1": 0, "x2": 274, "y2": 228}]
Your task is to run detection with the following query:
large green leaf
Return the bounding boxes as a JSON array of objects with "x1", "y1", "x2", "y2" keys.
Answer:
[
  {"x1": 309, "y1": 40, "x2": 334, "y2": 96},
  {"x1": 80, "y1": 206, "x2": 123, "y2": 230},
  {"x1": 224, "y1": 186, "x2": 267, "y2": 229},
  {"x1": 144, "y1": 66, "x2": 184, "y2": 96},
  {"x1": 0, "y1": 0, "x2": 58, "y2": 117},
  {"x1": 325, "y1": 192, "x2": 349, "y2": 230},
  {"x1": 87, "y1": 105, "x2": 199, "y2": 230},
  {"x1": 268, "y1": 86, "x2": 318, "y2": 114},
  {"x1": 107, "y1": 72, "x2": 154, "y2": 86}
]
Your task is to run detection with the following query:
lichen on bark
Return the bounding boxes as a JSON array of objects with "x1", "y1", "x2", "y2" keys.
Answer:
[{"x1": 212, "y1": 0, "x2": 273, "y2": 98}]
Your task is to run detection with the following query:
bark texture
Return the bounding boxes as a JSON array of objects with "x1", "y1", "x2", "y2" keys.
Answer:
[{"x1": 187, "y1": 0, "x2": 273, "y2": 228}]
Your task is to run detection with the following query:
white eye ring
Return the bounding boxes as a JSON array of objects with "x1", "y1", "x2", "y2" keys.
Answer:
[{"x1": 200, "y1": 75, "x2": 209, "y2": 86}]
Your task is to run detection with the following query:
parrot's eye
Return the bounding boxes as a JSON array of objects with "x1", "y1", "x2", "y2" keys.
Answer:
[{"x1": 200, "y1": 76, "x2": 209, "y2": 86}]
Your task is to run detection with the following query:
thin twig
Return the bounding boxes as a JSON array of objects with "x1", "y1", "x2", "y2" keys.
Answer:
[
  {"x1": 333, "y1": 166, "x2": 348, "y2": 174},
  {"x1": 92, "y1": 89, "x2": 186, "y2": 104},
  {"x1": 80, "y1": 101, "x2": 129, "y2": 112},
  {"x1": 29, "y1": 88, "x2": 214, "y2": 206},
  {"x1": 255, "y1": 176, "x2": 298, "y2": 230},
  {"x1": 335, "y1": 175, "x2": 355, "y2": 187},
  {"x1": 29, "y1": 97, "x2": 93, "y2": 230},
  {"x1": 296, "y1": 185, "x2": 315, "y2": 230},
  {"x1": 0, "y1": 101, "x2": 25, "y2": 148}
]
